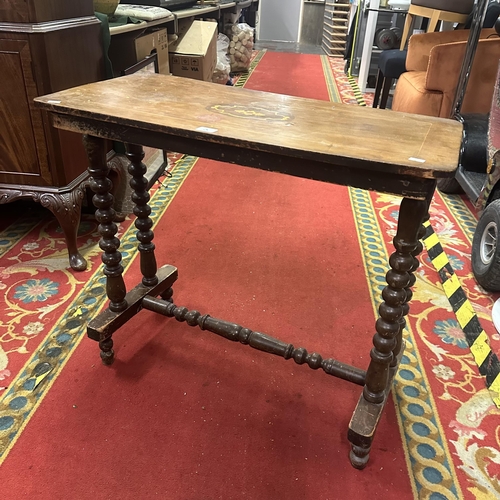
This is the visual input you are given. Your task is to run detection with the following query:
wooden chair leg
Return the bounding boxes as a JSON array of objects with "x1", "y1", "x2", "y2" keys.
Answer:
[
  {"x1": 400, "y1": 12, "x2": 413, "y2": 50},
  {"x1": 427, "y1": 10, "x2": 441, "y2": 32},
  {"x1": 348, "y1": 196, "x2": 428, "y2": 469},
  {"x1": 372, "y1": 69, "x2": 384, "y2": 108},
  {"x1": 380, "y1": 77, "x2": 393, "y2": 109}
]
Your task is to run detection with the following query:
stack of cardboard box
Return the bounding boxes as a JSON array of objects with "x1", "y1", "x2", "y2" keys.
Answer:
[{"x1": 109, "y1": 19, "x2": 218, "y2": 82}]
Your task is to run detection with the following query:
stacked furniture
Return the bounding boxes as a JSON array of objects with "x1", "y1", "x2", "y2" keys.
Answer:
[
  {"x1": 323, "y1": 0, "x2": 351, "y2": 57},
  {"x1": 400, "y1": 0, "x2": 475, "y2": 49}
]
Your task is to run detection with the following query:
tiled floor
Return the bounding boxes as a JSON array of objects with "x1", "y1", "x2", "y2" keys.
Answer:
[{"x1": 254, "y1": 40, "x2": 324, "y2": 55}]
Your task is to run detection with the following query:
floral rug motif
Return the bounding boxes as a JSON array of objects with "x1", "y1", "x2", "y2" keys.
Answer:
[
  {"x1": 0, "y1": 150, "x2": 189, "y2": 460},
  {"x1": 368, "y1": 190, "x2": 500, "y2": 499},
  {"x1": 327, "y1": 57, "x2": 374, "y2": 107},
  {"x1": 336, "y1": 66, "x2": 500, "y2": 498}
]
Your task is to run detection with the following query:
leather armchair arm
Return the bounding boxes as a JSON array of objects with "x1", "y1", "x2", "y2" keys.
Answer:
[
  {"x1": 406, "y1": 28, "x2": 495, "y2": 72},
  {"x1": 425, "y1": 37, "x2": 500, "y2": 93}
]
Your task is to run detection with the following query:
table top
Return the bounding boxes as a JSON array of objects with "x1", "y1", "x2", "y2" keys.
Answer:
[{"x1": 35, "y1": 73, "x2": 462, "y2": 179}]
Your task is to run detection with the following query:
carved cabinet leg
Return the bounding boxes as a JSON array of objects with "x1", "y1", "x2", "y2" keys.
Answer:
[
  {"x1": 40, "y1": 185, "x2": 88, "y2": 272},
  {"x1": 0, "y1": 180, "x2": 89, "y2": 272},
  {"x1": 348, "y1": 196, "x2": 427, "y2": 469}
]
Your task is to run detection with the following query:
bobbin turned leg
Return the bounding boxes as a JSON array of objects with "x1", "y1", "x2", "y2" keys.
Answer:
[
  {"x1": 84, "y1": 135, "x2": 128, "y2": 365},
  {"x1": 391, "y1": 189, "x2": 433, "y2": 369},
  {"x1": 125, "y1": 143, "x2": 173, "y2": 303},
  {"x1": 85, "y1": 141, "x2": 178, "y2": 361},
  {"x1": 348, "y1": 197, "x2": 427, "y2": 469},
  {"x1": 125, "y1": 143, "x2": 159, "y2": 287},
  {"x1": 125, "y1": 144, "x2": 178, "y2": 305}
]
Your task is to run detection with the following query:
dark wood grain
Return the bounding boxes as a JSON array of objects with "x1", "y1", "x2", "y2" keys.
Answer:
[
  {"x1": 0, "y1": 36, "x2": 50, "y2": 184},
  {"x1": 30, "y1": 20, "x2": 104, "y2": 187},
  {"x1": 0, "y1": 0, "x2": 94, "y2": 24},
  {"x1": 125, "y1": 144, "x2": 159, "y2": 287},
  {"x1": 84, "y1": 135, "x2": 127, "y2": 313},
  {"x1": 0, "y1": 18, "x2": 103, "y2": 187},
  {"x1": 87, "y1": 265, "x2": 179, "y2": 365},
  {"x1": 35, "y1": 73, "x2": 463, "y2": 180}
]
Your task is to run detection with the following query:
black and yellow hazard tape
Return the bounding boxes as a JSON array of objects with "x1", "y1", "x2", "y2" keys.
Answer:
[
  {"x1": 347, "y1": 75, "x2": 367, "y2": 107},
  {"x1": 422, "y1": 220, "x2": 500, "y2": 407}
]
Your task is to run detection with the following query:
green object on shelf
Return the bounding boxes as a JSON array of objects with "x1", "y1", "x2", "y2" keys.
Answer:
[{"x1": 93, "y1": 0, "x2": 120, "y2": 16}]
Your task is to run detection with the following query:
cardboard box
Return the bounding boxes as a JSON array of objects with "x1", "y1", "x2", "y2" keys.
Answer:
[
  {"x1": 177, "y1": 18, "x2": 194, "y2": 36},
  {"x1": 169, "y1": 20, "x2": 217, "y2": 82},
  {"x1": 135, "y1": 28, "x2": 169, "y2": 75},
  {"x1": 108, "y1": 28, "x2": 169, "y2": 76}
]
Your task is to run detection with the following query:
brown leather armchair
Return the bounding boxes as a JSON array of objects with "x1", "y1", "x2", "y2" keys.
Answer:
[{"x1": 391, "y1": 28, "x2": 500, "y2": 117}]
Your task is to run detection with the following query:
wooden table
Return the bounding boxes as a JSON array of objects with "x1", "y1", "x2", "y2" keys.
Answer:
[{"x1": 34, "y1": 73, "x2": 463, "y2": 469}]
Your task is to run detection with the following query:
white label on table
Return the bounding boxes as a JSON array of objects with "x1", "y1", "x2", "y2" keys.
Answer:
[
  {"x1": 408, "y1": 157, "x2": 426, "y2": 163},
  {"x1": 196, "y1": 127, "x2": 218, "y2": 134}
]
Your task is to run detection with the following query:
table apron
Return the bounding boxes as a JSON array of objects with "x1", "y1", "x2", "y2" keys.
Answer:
[{"x1": 51, "y1": 113, "x2": 437, "y2": 199}]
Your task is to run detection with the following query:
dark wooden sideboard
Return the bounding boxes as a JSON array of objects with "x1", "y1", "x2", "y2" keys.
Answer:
[{"x1": 0, "y1": 0, "x2": 105, "y2": 270}]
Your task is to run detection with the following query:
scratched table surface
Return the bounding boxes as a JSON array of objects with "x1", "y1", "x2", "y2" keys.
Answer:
[{"x1": 35, "y1": 73, "x2": 463, "y2": 179}]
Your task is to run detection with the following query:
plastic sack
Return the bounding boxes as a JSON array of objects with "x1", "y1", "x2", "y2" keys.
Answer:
[
  {"x1": 212, "y1": 33, "x2": 231, "y2": 84},
  {"x1": 226, "y1": 23, "x2": 254, "y2": 72}
]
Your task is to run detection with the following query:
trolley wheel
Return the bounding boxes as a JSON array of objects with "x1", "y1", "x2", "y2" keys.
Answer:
[
  {"x1": 436, "y1": 177, "x2": 464, "y2": 194},
  {"x1": 472, "y1": 199, "x2": 500, "y2": 291}
]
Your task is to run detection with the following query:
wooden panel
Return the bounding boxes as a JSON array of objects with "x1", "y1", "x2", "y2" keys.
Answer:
[
  {"x1": 30, "y1": 20, "x2": 105, "y2": 186},
  {"x1": 0, "y1": 16, "x2": 103, "y2": 187},
  {"x1": 0, "y1": 0, "x2": 94, "y2": 24},
  {"x1": 0, "y1": 37, "x2": 50, "y2": 184},
  {"x1": 35, "y1": 73, "x2": 463, "y2": 178},
  {"x1": 0, "y1": 0, "x2": 30, "y2": 24}
]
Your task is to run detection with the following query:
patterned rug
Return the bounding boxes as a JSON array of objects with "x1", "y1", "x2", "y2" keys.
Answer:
[
  {"x1": 0, "y1": 51, "x2": 499, "y2": 499},
  {"x1": 324, "y1": 58, "x2": 500, "y2": 498}
]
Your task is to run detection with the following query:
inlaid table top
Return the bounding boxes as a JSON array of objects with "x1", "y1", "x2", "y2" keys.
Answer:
[{"x1": 35, "y1": 73, "x2": 462, "y2": 180}]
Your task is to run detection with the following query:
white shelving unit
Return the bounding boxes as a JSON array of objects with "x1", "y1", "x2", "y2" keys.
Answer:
[{"x1": 323, "y1": 0, "x2": 351, "y2": 57}]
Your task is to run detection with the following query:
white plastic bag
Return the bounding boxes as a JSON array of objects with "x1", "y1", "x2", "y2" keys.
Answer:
[
  {"x1": 226, "y1": 23, "x2": 254, "y2": 72},
  {"x1": 212, "y1": 33, "x2": 231, "y2": 84}
]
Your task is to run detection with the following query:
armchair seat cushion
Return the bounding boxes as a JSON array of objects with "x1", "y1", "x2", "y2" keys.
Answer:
[
  {"x1": 411, "y1": 0, "x2": 474, "y2": 14},
  {"x1": 393, "y1": 72, "x2": 443, "y2": 116}
]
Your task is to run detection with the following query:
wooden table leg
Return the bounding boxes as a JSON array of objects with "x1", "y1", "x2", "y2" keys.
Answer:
[
  {"x1": 348, "y1": 196, "x2": 428, "y2": 469},
  {"x1": 84, "y1": 134, "x2": 128, "y2": 364},
  {"x1": 125, "y1": 143, "x2": 159, "y2": 288},
  {"x1": 391, "y1": 224, "x2": 423, "y2": 371}
]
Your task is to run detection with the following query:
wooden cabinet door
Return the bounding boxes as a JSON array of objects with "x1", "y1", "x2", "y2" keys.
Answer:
[
  {"x1": 0, "y1": 37, "x2": 52, "y2": 186},
  {"x1": 0, "y1": 0, "x2": 94, "y2": 24}
]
